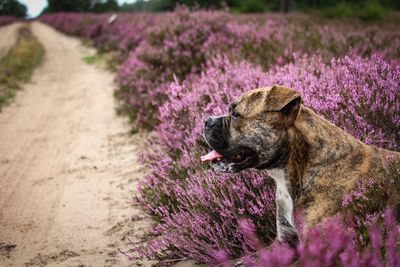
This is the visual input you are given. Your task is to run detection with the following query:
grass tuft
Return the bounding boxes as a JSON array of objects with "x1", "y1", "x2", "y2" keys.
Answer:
[
  {"x1": 82, "y1": 54, "x2": 101, "y2": 64},
  {"x1": 0, "y1": 25, "x2": 44, "y2": 110}
]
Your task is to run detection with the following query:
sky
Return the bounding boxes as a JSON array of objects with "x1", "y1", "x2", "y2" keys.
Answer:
[{"x1": 19, "y1": 0, "x2": 137, "y2": 18}]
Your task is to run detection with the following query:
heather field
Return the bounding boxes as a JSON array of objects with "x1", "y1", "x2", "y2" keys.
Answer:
[
  {"x1": 39, "y1": 10, "x2": 400, "y2": 266},
  {"x1": 0, "y1": 16, "x2": 19, "y2": 26}
]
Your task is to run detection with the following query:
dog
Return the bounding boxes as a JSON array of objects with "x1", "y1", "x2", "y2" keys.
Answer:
[{"x1": 202, "y1": 85, "x2": 400, "y2": 247}]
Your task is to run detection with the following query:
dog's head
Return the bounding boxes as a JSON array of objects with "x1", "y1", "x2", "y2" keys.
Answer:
[{"x1": 202, "y1": 85, "x2": 302, "y2": 172}]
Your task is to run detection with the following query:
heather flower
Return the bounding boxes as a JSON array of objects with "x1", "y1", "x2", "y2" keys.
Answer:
[
  {"x1": 135, "y1": 54, "x2": 399, "y2": 263},
  {"x1": 239, "y1": 211, "x2": 400, "y2": 267},
  {"x1": 40, "y1": 11, "x2": 400, "y2": 265},
  {"x1": 41, "y1": 11, "x2": 400, "y2": 131},
  {"x1": 0, "y1": 16, "x2": 19, "y2": 26}
]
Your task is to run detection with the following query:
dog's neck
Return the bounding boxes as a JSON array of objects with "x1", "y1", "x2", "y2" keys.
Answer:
[
  {"x1": 280, "y1": 106, "x2": 366, "y2": 198},
  {"x1": 266, "y1": 106, "x2": 357, "y2": 237},
  {"x1": 265, "y1": 113, "x2": 310, "y2": 241},
  {"x1": 267, "y1": 117, "x2": 309, "y2": 196}
]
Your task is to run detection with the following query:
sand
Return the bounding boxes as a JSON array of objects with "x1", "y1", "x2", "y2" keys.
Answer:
[
  {"x1": 0, "y1": 22, "x2": 22, "y2": 59},
  {"x1": 0, "y1": 22, "x2": 155, "y2": 267}
]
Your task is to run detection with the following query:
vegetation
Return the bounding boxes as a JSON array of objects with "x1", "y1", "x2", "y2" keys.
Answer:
[
  {"x1": 119, "y1": 0, "x2": 398, "y2": 18},
  {"x1": 43, "y1": 0, "x2": 118, "y2": 14},
  {"x1": 38, "y1": 0, "x2": 399, "y2": 19},
  {"x1": 0, "y1": 0, "x2": 27, "y2": 17},
  {"x1": 41, "y1": 10, "x2": 400, "y2": 265},
  {"x1": 0, "y1": 26, "x2": 44, "y2": 110},
  {"x1": 0, "y1": 15, "x2": 19, "y2": 26},
  {"x1": 319, "y1": 0, "x2": 389, "y2": 20}
]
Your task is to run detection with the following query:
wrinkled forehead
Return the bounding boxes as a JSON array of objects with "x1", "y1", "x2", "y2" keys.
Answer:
[{"x1": 231, "y1": 87, "x2": 273, "y2": 115}]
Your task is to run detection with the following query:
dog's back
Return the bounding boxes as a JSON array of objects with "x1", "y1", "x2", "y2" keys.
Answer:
[{"x1": 294, "y1": 106, "x2": 400, "y2": 226}]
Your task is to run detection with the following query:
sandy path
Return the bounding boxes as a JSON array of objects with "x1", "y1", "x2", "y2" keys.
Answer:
[
  {"x1": 0, "y1": 22, "x2": 153, "y2": 267},
  {"x1": 0, "y1": 22, "x2": 22, "y2": 59}
]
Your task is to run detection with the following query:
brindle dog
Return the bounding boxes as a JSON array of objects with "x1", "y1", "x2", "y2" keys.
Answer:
[{"x1": 202, "y1": 85, "x2": 400, "y2": 247}]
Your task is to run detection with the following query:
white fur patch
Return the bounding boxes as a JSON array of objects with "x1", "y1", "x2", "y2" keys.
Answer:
[{"x1": 267, "y1": 168, "x2": 295, "y2": 237}]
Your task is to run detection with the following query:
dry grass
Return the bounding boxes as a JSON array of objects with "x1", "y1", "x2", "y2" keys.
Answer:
[{"x1": 0, "y1": 25, "x2": 44, "y2": 110}]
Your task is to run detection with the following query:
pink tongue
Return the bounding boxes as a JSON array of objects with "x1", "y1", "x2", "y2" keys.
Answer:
[{"x1": 201, "y1": 150, "x2": 223, "y2": 162}]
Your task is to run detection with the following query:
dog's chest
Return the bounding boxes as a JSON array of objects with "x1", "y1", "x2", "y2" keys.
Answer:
[{"x1": 268, "y1": 169, "x2": 295, "y2": 227}]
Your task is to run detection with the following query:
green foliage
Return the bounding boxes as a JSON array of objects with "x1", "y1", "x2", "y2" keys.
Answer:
[
  {"x1": 82, "y1": 54, "x2": 100, "y2": 64},
  {"x1": 0, "y1": 26, "x2": 44, "y2": 110},
  {"x1": 319, "y1": 1, "x2": 389, "y2": 20},
  {"x1": 118, "y1": 0, "x2": 398, "y2": 13},
  {"x1": 45, "y1": 0, "x2": 91, "y2": 12},
  {"x1": 320, "y1": 2, "x2": 356, "y2": 18},
  {"x1": 233, "y1": 0, "x2": 270, "y2": 13},
  {"x1": 0, "y1": 0, "x2": 27, "y2": 17},
  {"x1": 92, "y1": 0, "x2": 119, "y2": 13},
  {"x1": 44, "y1": 0, "x2": 119, "y2": 13},
  {"x1": 358, "y1": 0, "x2": 388, "y2": 21},
  {"x1": 41, "y1": 0, "x2": 398, "y2": 14},
  {"x1": 119, "y1": 0, "x2": 223, "y2": 12}
]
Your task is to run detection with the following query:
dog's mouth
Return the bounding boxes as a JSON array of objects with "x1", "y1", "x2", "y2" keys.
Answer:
[{"x1": 201, "y1": 149, "x2": 253, "y2": 165}]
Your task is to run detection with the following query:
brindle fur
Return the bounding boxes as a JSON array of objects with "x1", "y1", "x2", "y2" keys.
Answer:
[{"x1": 204, "y1": 85, "x2": 400, "y2": 246}]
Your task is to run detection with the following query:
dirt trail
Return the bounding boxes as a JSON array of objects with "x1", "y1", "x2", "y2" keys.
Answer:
[
  {"x1": 0, "y1": 22, "x2": 154, "y2": 266},
  {"x1": 0, "y1": 22, "x2": 22, "y2": 59}
]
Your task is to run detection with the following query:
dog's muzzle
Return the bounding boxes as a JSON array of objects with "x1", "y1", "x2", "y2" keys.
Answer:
[
  {"x1": 202, "y1": 116, "x2": 259, "y2": 172},
  {"x1": 204, "y1": 116, "x2": 229, "y2": 150}
]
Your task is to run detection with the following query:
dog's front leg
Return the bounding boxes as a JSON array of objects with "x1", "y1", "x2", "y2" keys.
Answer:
[
  {"x1": 276, "y1": 197, "x2": 299, "y2": 247},
  {"x1": 270, "y1": 169, "x2": 299, "y2": 247}
]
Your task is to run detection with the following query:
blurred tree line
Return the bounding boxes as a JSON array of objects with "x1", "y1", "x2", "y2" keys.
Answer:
[
  {"x1": 119, "y1": 0, "x2": 399, "y2": 13},
  {"x1": 0, "y1": 0, "x2": 27, "y2": 17},
  {"x1": 1, "y1": 0, "x2": 398, "y2": 19},
  {"x1": 43, "y1": 0, "x2": 119, "y2": 13}
]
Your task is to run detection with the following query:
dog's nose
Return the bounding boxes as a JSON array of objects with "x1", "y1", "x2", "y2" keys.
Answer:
[{"x1": 205, "y1": 116, "x2": 219, "y2": 129}]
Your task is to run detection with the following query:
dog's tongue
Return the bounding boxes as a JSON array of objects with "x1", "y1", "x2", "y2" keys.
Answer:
[{"x1": 201, "y1": 150, "x2": 223, "y2": 162}]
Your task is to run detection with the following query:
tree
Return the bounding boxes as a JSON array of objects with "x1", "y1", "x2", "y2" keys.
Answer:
[
  {"x1": 46, "y1": 0, "x2": 91, "y2": 12},
  {"x1": 280, "y1": 0, "x2": 291, "y2": 12},
  {"x1": 92, "y1": 0, "x2": 119, "y2": 12},
  {"x1": 44, "y1": 0, "x2": 119, "y2": 13},
  {"x1": 0, "y1": 0, "x2": 27, "y2": 17}
]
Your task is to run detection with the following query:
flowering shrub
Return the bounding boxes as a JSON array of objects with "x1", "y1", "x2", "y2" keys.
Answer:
[
  {"x1": 40, "y1": 13, "x2": 165, "y2": 59},
  {"x1": 116, "y1": 12, "x2": 400, "y2": 129},
  {"x1": 115, "y1": 9, "x2": 262, "y2": 128},
  {"x1": 40, "y1": 10, "x2": 400, "y2": 265},
  {"x1": 236, "y1": 209, "x2": 400, "y2": 267},
  {"x1": 136, "y1": 58, "x2": 278, "y2": 262},
  {"x1": 135, "y1": 54, "x2": 400, "y2": 264},
  {"x1": 42, "y1": 11, "x2": 400, "y2": 129},
  {"x1": 342, "y1": 157, "x2": 400, "y2": 245},
  {"x1": 0, "y1": 16, "x2": 19, "y2": 26}
]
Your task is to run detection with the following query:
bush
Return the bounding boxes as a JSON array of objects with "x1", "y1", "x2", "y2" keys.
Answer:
[
  {"x1": 0, "y1": 15, "x2": 19, "y2": 26},
  {"x1": 134, "y1": 53, "x2": 400, "y2": 264},
  {"x1": 342, "y1": 157, "x2": 400, "y2": 244},
  {"x1": 115, "y1": 10, "x2": 400, "y2": 130},
  {"x1": 320, "y1": 2, "x2": 356, "y2": 18},
  {"x1": 41, "y1": 12, "x2": 400, "y2": 130},
  {"x1": 135, "y1": 58, "x2": 277, "y2": 263},
  {"x1": 238, "y1": 209, "x2": 400, "y2": 267},
  {"x1": 234, "y1": 0, "x2": 270, "y2": 13},
  {"x1": 40, "y1": 11, "x2": 400, "y2": 265},
  {"x1": 320, "y1": 1, "x2": 389, "y2": 21},
  {"x1": 358, "y1": 1, "x2": 388, "y2": 21},
  {"x1": 115, "y1": 9, "x2": 261, "y2": 129},
  {"x1": 40, "y1": 13, "x2": 164, "y2": 59}
]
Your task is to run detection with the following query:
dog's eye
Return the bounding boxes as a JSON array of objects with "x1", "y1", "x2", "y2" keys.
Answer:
[{"x1": 231, "y1": 111, "x2": 241, "y2": 120}]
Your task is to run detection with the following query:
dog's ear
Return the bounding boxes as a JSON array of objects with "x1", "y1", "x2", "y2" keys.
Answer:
[{"x1": 266, "y1": 85, "x2": 302, "y2": 125}]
